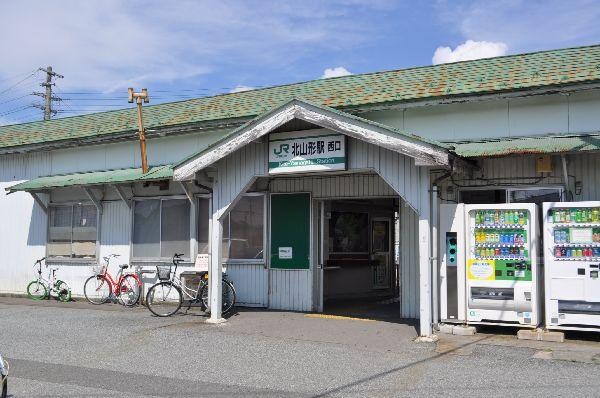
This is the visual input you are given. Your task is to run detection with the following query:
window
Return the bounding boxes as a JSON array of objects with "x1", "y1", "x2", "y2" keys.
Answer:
[
  {"x1": 460, "y1": 189, "x2": 507, "y2": 204},
  {"x1": 48, "y1": 204, "x2": 97, "y2": 259},
  {"x1": 222, "y1": 195, "x2": 264, "y2": 261},
  {"x1": 132, "y1": 198, "x2": 190, "y2": 259},
  {"x1": 509, "y1": 188, "x2": 562, "y2": 204},
  {"x1": 460, "y1": 187, "x2": 562, "y2": 205}
]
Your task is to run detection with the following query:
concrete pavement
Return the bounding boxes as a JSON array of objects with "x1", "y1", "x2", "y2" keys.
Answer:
[{"x1": 0, "y1": 297, "x2": 599, "y2": 397}]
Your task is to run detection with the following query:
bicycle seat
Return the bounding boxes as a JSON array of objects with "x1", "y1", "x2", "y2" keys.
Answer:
[
  {"x1": 119, "y1": 264, "x2": 129, "y2": 270},
  {"x1": 49, "y1": 267, "x2": 59, "y2": 271}
]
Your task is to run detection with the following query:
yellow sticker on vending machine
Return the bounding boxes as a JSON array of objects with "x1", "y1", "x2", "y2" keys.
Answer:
[{"x1": 467, "y1": 259, "x2": 495, "y2": 281}]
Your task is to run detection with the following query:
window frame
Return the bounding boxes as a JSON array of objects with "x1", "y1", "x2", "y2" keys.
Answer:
[
  {"x1": 46, "y1": 201, "x2": 99, "y2": 263},
  {"x1": 458, "y1": 185, "x2": 564, "y2": 204},
  {"x1": 222, "y1": 192, "x2": 267, "y2": 264},
  {"x1": 130, "y1": 195, "x2": 193, "y2": 263}
]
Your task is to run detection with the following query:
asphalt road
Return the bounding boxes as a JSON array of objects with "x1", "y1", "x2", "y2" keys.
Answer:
[{"x1": 0, "y1": 297, "x2": 599, "y2": 397}]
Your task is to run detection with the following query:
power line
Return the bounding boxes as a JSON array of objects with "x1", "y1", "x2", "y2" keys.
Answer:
[{"x1": 0, "y1": 70, "x2": 38, "y2": 97}]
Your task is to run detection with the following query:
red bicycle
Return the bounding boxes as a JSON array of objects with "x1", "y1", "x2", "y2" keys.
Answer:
[{"x1": 83, "y1": 254, "x2": 141, "y2": 307}]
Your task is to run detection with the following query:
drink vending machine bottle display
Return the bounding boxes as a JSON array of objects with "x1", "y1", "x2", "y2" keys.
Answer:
[
  {"x1": 543, "y1": 201, "x2": 600, "y2": 331},
  {"x1": 464, "y1": 204, "x2": 540, "y2": 326}
]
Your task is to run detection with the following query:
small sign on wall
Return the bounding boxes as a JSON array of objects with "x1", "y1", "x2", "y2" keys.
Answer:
[{"x1": 278, "y1": 247, "x2": 293, "y2": 259}]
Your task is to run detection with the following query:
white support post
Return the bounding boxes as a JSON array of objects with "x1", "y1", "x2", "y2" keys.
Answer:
[
  {"x1": 207, "y1": 175, "x2": 225, "y2": 324},
  {"x1": 113, "y1": 185, "x2": 131, "y2": 209},
  {"x1": 179, "y1": 181, "x2": 198, "y2": 261},
  {"x1": 29, "y1": 192, "x2": 48, "y2": 214},
  {"x1": 418, "y1": 170, "x2": 433, "y2": 338},
  {"x1": 83, "y1": 187, "x2": 103, "y2": 213}
]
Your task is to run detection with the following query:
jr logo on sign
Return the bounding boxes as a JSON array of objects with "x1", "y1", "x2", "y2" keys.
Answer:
[{"x1": 273, "y1": 143, "x2": 289, "y2": 157}]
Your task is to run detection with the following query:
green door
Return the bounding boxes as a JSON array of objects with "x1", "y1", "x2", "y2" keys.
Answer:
[{"x1": 270, "y1": 193, "x2": 311, "y2": 269}]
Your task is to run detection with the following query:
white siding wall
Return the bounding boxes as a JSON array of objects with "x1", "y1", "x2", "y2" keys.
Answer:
[
  {"x1": 268, "y1": 269, "x2": 312, "y2": 311},
  {"x1": 225, "y1": 263, "x2": 268, "y2": 307},
  {"x1": 436, "y1": 153, "x2": 600, "y2": 204},
  {"x1": 365, "y1": 90, "x2": 600, "y2": 141},
  {"x1": 0, "y1": 153, "x2": 50, "y2": 294},
  {"x1": 400, "y1": 205, "x2": 420, "y2": 319}
]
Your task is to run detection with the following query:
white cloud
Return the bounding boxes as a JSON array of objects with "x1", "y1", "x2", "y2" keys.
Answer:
[
  {"x1": 432, "y1": 40, "x2": 507, "y2": 64},
  {"x1": 435, "y1": 1, "x2": 600, "y2": 53},
  {"x1": 321, "y1": 66, "x2": 352, "y2": 79},
  {"x1": 229, "y1": 85, "x2": 255, "y2": 93},
  {"x1": 0, "y1": 1, "x2": 382, "y2": 93}
]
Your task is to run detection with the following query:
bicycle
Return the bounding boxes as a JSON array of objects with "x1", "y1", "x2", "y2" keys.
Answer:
[
  {"x1": 145, "y1": 253, "x2": 236, "y2": 317},
  {"x1": 83, "y1": 254, "x2": 141, "y2": 307},
  {"x1": 26, "y1": 257, "x2": 71, "y2": 302}
]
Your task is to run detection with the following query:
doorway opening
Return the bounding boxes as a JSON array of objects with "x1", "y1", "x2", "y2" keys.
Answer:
[{"x1": 317, "y1": 198, "x2": 400, "y2": 320}]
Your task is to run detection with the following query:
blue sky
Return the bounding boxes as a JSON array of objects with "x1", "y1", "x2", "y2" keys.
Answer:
[{"x1": 1, "y1": 0, "x2": 600, "y2": 126}]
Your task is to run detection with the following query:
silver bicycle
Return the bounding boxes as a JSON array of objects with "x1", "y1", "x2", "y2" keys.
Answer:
[{"x1": 145, "y1": 253, "x2": 236, "y2": 317}]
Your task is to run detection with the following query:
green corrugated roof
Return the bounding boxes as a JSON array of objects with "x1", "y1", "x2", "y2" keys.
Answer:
[
  {"x1": 1, "y1": 44, "x2": 600, "y2": 151},
  {"x1": 450, "y1": 134, "x2": 600, "y2": 157},
  {"x1": 6, "y1": 165, "x2": 173, "y2": 193}
]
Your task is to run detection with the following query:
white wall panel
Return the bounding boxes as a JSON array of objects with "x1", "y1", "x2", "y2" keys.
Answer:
[
  {"x1": 0, "y1": 153, "x2": 50, "y2": 295},
  {"x1": 269, "y1": 174, "x2": 397, "y2": 198},
  {"x1": 268, "y1": 269, "x2": 312, "y2": 311},
  {"x1": 99, "y1": 200, "x2": 131, "y2": 266},
  {"x1": 225, "y1": 263, "x2": 268, "y2": 307},
  {"x1": 400, "y1": 204, "x2": 420, "y2": 319}
]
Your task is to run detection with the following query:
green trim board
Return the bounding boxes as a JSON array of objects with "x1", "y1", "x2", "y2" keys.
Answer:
[
  {"x1": 270, "y1": 193, "x2": 311, "y2": 269},
  {"x1": 6, "y1": 165, "x2": 173, "y2": 193}
]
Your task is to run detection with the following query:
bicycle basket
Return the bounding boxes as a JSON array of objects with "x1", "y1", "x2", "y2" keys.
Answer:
[
  {"x1": 156, "y1": 266, "x2": 171, "y2": 281},
  {"x1": 91, "y1": 265, "x2": 106, "y2": 276}
]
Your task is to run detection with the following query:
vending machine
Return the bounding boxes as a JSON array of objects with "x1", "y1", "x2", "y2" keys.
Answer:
[
  {"x1": 464, "y1": 204, "x2": 540, "y2": 327},
  {"x1": 543, "y1": 201, "x2": 600, "y2": 331}
]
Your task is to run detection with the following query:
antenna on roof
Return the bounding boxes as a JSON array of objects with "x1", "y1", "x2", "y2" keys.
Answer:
[{"x1": 128, "y1": 88, "x2": 150, "y2": 173}]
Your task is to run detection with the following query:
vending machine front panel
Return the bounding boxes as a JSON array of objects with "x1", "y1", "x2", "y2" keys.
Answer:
[
  {"x1": 465, "y1": 203, "x2": 540, "y2": 327},
  {"x1": 543, "y1": 201, "x2": 600, "y2": 331}
]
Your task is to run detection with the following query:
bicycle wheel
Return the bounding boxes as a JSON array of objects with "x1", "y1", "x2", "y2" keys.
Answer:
[
  {"x1": 199, "y1": 279, "x2": 236, "y2": 315},
  {"x1": 26, "y1": 280, "x2": 47, "y2": 300},
  {"x1": 84, "y1": 275, "x2": 111, "y2": 305},
  {"x1": 222, "y1": 280, "x2": 236, "y2": 314},
  {"x1": 54, "y1": 280, "x2": 71, "y2": 302},
  {"x1": 146, "y1": 282, "x2": 182, "y2": 317},
  {"x1": 117, "y1": 274, "x2": 141, "y2": 307}
]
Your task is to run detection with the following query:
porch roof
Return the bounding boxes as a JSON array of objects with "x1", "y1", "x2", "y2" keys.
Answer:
[
  {"x1": 5, "y1": 165, "x2": 173, "y2": 193},
  {"x1": 449, "y1": 133, "x2": 600, "y2": 157}
]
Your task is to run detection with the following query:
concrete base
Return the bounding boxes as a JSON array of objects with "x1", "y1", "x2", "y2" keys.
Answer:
[
  {"x1": 517, "y1": 329, "x2": 565, "y2": 342},
  {"x1": 438, "y1": 323, "x2": 455, "y2": 334},
  {"x1": 205, "y1": 317, "x2": 227, "y2": 324},
  {"x1": 414, "y1": 335, "x2": 439, "y2": 343},
  {"x1": 452, "y1": 325, "x2": 477, "y2": 336}
]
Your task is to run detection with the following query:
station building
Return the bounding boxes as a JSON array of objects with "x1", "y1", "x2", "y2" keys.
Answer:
[{"x1": 2, "y1": 45, "x2": 600, "y2": 337}]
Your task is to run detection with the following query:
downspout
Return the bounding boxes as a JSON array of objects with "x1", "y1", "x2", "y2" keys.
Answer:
[
  {"x1": 560, "y1": 155, "x2": 570, "y2": 201},
  {"x1": 431, "y1": 185, "x2": 439, "y2": 329}
]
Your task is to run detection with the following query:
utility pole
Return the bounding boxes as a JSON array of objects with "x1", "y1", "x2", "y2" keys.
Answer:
[
  {"x1": 128, "y1": 88, "x2": 150, "y2": 173},
  {"x1": 33, "y1": 66, "x2": 63, "y2": 121}
]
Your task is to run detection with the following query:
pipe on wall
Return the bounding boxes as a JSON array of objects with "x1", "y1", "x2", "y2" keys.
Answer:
[{"x1": 431, "y1": 185, "x2": 439, "y2": 328}]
